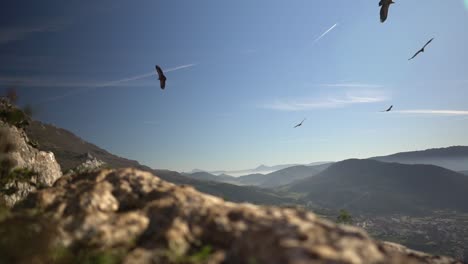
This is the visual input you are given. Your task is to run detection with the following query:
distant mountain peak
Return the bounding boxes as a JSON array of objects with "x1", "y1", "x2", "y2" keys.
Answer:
[{"x1": 371, "y1": 145, "x2": 468, "y2": 171}]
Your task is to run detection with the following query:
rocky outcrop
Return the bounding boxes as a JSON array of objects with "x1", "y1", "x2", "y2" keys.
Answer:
[
  {"x1": 0, "y1": 122, "x2": 62, "y2": 206},
  {"x1": 66, "y1": 152, "x2": 106, "y2": 175},
  {"x1": 24, "y1": 168, "x2": 461, "y2": 264}
]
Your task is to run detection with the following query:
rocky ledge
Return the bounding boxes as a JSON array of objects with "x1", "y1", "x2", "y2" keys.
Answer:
[{"x1": 23, "y1": 168, "x2": 462, "y2": 264}]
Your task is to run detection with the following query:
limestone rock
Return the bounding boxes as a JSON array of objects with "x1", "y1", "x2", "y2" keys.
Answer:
[
  {"x1": 0, "y1": 121, "x2": 62, "y2": 206},
  {"x1": 24, "y1": 168, "x2": 462, "y2": 264},
  {"x1": 66, "y1": 152, "x2": 106, "y2": 175}
]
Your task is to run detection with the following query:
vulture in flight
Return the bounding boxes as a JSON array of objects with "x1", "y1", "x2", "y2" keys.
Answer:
[
  {"x1": 155, "y1": 65, "x2": 167, "y2": 89},
  {"x1": 294, "y1": 118, "x2": 306, "y2": 128},
  {"x1": 379, "y1": 0, "x2": 395, "y2": 23},
  {"x1": 408, "y1": 38, "x2": 434, "y2": 60},
  {"x1": 381, "y1": 105, "x2": 393, "y2": 112}
]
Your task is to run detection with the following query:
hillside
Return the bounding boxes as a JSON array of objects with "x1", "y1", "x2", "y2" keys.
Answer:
[
  {"x1": 259, "y1": 163, "x2": 332, "y2": 188},
  {"x1": 25, "y1": 121, "x2": 147, "y2": 171},
  {"x1": 371, "y1": 146, "x2": 468, "y2": 171},
  {"x1": 287, "y1": 159, "x2": 468, "y2": 215},
  {"x1": 185, "y1": 163, "x2": 331, "y2": 188},
  {"x1": 183, "y1": 171, "x2": 237, "y2": 184},
  {"x1": 24, "y1": 120, "x2": 296, "y2": 206},
  {"x1": 206, "y1": 163, "x2": 300, "y2": 176}
]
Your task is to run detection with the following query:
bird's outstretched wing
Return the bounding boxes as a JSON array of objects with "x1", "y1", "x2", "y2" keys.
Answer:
[
  {"x1": 155, "y1": 65, "x2": 164, "y2": 77},
  {"x1": 381, "y1": 105, "x2": 393, "y2": 112},
  {"x1": 380, "y1": 4, "x2": 389, "y2": 23},
  {"x1": 155, "y1": 65, "x2": 167, "y2": 89},
  {"x1": 422, "y1": 38, "x2": 434, "y2": 49},
  {"x1": 409, "y1": 50, "x2": 422, "y2": 60},
  {"x1": 294, "y1": 118, "x2": 306, "y2": 128}
]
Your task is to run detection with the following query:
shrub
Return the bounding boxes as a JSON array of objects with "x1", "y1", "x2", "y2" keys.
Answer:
[{"x1": 336, "y1": 209, "x2": 352, "y2": 225}]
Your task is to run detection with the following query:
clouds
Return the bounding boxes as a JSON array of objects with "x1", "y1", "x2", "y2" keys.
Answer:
[
  {"x1": 0, "y1": 76, "x2": 97, "y2": 88},
  {"x1": 321, "y1": 83, "x2": 384, "y2": 89},
  {"x1": 260, "y1": 92, "x2": 389, "y2": 111},
  {"x1": 40, "y1": 63, "x2": 196, "y2": 103},
  {"x1": 0, "y1": 21, "x2": 67, "y2": 45},
  {"x1": 394, "y1": 110, "x2": 468, "y2": 116},
  {"x1": 93, "y1": 63, "x2": 197, "y2": 88},
  {"x1": 0, "y1": 64, "x2": 197, "y2": 90},
  {"x1": 0, "y1": 63, "x2": 197, "y2": 105}
]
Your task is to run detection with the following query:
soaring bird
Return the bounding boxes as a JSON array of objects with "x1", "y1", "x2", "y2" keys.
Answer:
[
  {"x1": 408, "y1": 38, "x2": 434, "y2": 60},
  {"x1": 155, "y1": 65, "x2": 167, "y2": 89},
  {"x1": 381, "y1": 105, "x2": 393, "y2": 112},
  {"x1": 294, "y1": 118, "x2": 306, "y2": 128},
  {"x1": 379, "y1": 0, "x2": 395, "y2": 23}
]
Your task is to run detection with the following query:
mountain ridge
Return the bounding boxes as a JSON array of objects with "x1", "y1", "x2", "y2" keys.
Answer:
[
  {"x1": 371, "y1": 146, "x2": 468, "y2": 171},
  {"x1": 287, "y1": 158, "x2": 468, "y2": 215}
]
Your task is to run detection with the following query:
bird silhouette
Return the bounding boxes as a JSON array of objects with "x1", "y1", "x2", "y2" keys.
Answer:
[
  {"x1": 381, "y1": 105, "x2": 393, "y2": 112},
  {"x1": 155, "y1": 65, "x2": 167, "y2": 89},
  {"x1": 409, "y1": 38, "x2": 434, "y2": 60},
  {"x1": 379, "y1": 0, "x2": 395, "y2": 23},
  {"x1": 294, "y1": 118, "x2": 306, "y2": 128}
]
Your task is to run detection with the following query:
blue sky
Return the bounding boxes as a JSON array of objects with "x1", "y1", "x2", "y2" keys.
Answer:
[{"x1": 1, "y1": 0, "x2": 468, "y2": 172}]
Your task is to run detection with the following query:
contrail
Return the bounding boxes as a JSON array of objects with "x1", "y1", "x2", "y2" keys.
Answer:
[
  {"x1": 97, "y1": 63, "x2": 196, "y2": 88},
  {"x1": 40, "y1": 63, "x2": 196, "y2": 104},
  {"x1": 313, "y1": 23, "x2": 338, "y2": 43}
]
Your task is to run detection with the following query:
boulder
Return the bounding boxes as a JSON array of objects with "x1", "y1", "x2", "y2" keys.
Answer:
[
  {"x1": 0, "y1": 122, "x2": 62, "y2": 206},
  {"x1": 24, "y1": 168, "x2": 462, "y2": 264}
]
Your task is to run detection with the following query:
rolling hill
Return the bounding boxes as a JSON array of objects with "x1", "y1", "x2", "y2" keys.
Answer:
[
  {"x1": 287, "y1": 159, "x2": 468, "y2": 215},
  {"x1": 183, "y1": 171, "x2": 238, "y2": 184},
  {"x1": 185, "y1": 163, "x2": 332, "y2": 188},
  {"x1": 371, "y1": 146, "x2": 468, "y2": 172},
  {"x1": 203, "y1": 163, "x2": 300, "y2": 176},
  {"x1": 259, "y1": 163, "x2": 332, "y2": 188}
]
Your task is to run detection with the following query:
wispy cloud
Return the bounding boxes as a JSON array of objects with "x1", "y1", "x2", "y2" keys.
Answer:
[
  {"x1": 0, "y1": 21, "x2": 67, "y2": 44},
  {"x1": 394, "y1": 110, "x2": 468, "y2": 116},
  {"x1": 25, "y1": 63, "x2": 197, "y2": 104},
  {"x1": 313, "y1": 23, "x2": 338, "y2": 43},
  {"x1": 260, "y1": 93, "x2": 388, "y2": 111},
  {"x1": 0, "y1": 64, "x2": 196, "y2": 88},
  {"x1": 0, "y1": 76, "x2": 97, "y2": 88},
  {"x1": 321, "y1": 83, "x2": 384, "y2": 89},
  {"x1": 97, "y1": 63, "x2": 196, "y2": 88}
]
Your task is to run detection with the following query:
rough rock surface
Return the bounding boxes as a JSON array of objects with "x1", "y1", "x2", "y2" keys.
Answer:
[
  {"x1": 24, "y1": 168, "x2": 462, "y2": 264},
  {"x1": 0, "y1": 121, "x2": 62, "y2": 206},
  {"x1": 66, "y1": 152, "x2": 106, "y2": 174}
]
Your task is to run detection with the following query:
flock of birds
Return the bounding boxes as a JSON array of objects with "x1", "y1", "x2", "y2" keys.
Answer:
[{"x1": 153, "y1": 1, "x2": 435, "y2": 129}]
